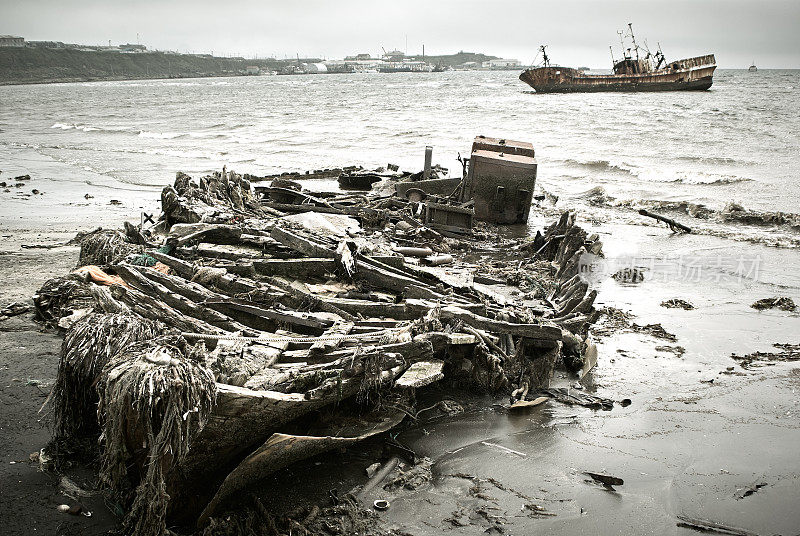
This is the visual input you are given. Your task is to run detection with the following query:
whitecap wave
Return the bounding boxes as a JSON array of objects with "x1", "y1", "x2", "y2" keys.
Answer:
[
  {"x1": 50, "y1": 122, "x2": 131, "y2": 133},
  {"x1": 137, "y1": 130, "x2": 183, "y2": 139}
]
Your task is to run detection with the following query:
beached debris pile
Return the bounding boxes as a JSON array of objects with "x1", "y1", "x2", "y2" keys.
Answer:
[{"x1": 36, "y1": 164, "x2": 604, "y2": 535}]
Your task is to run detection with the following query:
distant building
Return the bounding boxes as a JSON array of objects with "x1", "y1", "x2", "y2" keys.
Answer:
[
  {"x1": 0, "y1": 35, "x2": 25, "y2": 47},
  {"x1": 382, "y1": 50, "x2": 406, "y2": 62},
  {"x1": 119, "y1": 43, "x2": 147, "y2": 52},
  {"x1": 27, "y1": 40, "x2": 66, "y2": 49},
  {"x1": 305, "y1": 62, "x2": 328, "y2": 74},
  {"x1": 482, "y1": 59, "x2": 521, "y2": 69},
  {"x1": 345, "y1": 53, "x2": 374, "y2": 61},
  {"x1": 245, "y1": 65, "x2": 260, "y2": 75}
]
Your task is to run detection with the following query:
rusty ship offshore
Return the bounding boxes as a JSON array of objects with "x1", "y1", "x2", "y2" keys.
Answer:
[{"x1": 520, "y1": 24, "x2": 716, "y2": 93}]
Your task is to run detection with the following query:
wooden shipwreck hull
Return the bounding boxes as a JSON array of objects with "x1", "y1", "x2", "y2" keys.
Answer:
[
  {"x1": 520, "y1": 54, "x2": 716, "y2": 93},
  {"x1": 41, "y1": 149, "x2": 610, "y2": 533}
]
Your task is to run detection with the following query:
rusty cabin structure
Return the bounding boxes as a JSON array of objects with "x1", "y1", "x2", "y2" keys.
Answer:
[{"x1": 461, "y1": 136, "x2": 537, "y2": 225}]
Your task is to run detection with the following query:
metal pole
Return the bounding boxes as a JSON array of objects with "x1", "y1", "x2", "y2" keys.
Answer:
[
  {"x1": 628, "y1": 23, "x2": 639, "y2": 60},
  {"x1": 423, "y1": 146, "x2": 433, "y2": 180}
]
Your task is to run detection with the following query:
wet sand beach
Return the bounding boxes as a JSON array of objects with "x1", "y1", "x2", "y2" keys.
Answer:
[{"x1": 1, "y1": 70, "x2": 799, "y2": 534}]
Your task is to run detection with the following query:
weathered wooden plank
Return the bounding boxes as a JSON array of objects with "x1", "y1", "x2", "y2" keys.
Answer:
[
  {"x1": 270, "y1": 225, "x2": 334, "y2": 258},
  {"x1": 253, "y1": 258, "x2": 336, "y2": 278},
  {"x1": 308, "y1": 321, "x2": 355, "y2": 360},
  {"x1": 395, "y1": 360, "x2": 445, "y2": 388},
  {"x1": 440, "y1": 306, "x2": 563, "y2": 340}
]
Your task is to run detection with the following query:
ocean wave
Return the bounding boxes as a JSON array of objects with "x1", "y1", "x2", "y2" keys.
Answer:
[
  {"x1": 721, "y1": 202, "x2": 800, "y2": 228},
  {"x1": 681, "y1": 175, "x2": 752, "y2": 185},
  {"x1": 558, "y1": 157, "x2": 753, "y2": 186},
  {"x1": 561, "y1": 158, "x2": 633, "y2": 175},
  {"x1": 51, "y1": 122, "x2": 131, "y2": 133},
  {"x1": 187, "y1": 132, "x2": 227, "y2": 139},
  {"x1": 138, "y1": 130, "x2": 183, "y2": 139},
  {"x1": 571, "y1": 187, "x2": 800, "y2": 231},
  {"x1": 51, "y1": 123, "x2": 232, "y2": 140},
  {"x1": 566, "y1": 190, "x2": 800, "y2": 248},
  {"x1": 635, "y1": 169, "x2": 753, "y2": 185},
  {"x1": 674, "y1": 154, "x2": 754, "y2": 166}
]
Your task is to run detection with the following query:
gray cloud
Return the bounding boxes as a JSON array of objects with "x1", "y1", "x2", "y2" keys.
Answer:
[{"x1": 2, "y1": 0, "x2": 797, "y2": 67}]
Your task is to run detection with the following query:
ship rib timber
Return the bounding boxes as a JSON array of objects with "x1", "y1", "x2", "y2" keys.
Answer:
[{"x1": 520, "y1": 54, "x2": 716, "y2": 93}]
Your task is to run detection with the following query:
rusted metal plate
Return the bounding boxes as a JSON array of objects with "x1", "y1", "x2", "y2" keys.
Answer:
[
  {"x1": 472, "y1": 136, "x2": 535, "y2": 158},
  {"x1": 422, "y1": 201, "x2": 474, "y2": 232}
]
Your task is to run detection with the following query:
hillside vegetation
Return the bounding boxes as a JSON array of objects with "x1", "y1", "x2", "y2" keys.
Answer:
[
  {"x1": 409, "y1": 51, "x2": 499, "y2": 67},
  {"x1": 0, "y1": 48, "x2": 283, "y2": 85}
]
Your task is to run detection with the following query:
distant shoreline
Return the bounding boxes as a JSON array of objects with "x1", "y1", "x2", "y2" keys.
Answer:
[
  {"x1": 1, "y1": 67, "x2": 785, "y2": 88},
  {"x1": 0, "y1": 72, "x2": 258, "y2": 87},
  {"x1": 0, "y1": 47, "x2": 509, "y2": 86}
]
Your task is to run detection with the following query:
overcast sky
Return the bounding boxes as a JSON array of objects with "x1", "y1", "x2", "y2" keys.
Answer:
[{"x1": 2, "y1": 0, "x2": 798, "y2": 68}]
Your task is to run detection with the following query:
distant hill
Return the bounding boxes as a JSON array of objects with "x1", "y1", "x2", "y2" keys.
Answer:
[
  {"x1": 406, "y1": 51, "x2": 499, "y2": 67},
  {"x1": 0, "y1": 48, "x2": 286, "y2": 85}
]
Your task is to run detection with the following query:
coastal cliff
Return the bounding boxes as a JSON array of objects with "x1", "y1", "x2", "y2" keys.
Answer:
[{"x1": 0, "y1": 48, "x2": 285, "y2": 85}]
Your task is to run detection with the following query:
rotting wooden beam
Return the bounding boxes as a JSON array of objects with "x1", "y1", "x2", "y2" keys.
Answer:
[
  {"x1": 308, "y1": 321, "x2": 355, "y2": 361},
  {"x1": 207, "y1": 300, "x2": 336, "y2": 331},
  {"x1": 115, "y1": 264, "x2": 252, "y2": 334},
  {"x1": 253, "y1": 258, "x2": 337, "y2": 278},
  {"x1": 270, "y1": 226, "x2": 335, "y2": 258},
  {"x1": 440, "y1": 305, "x2": 563, "y2": 340}
]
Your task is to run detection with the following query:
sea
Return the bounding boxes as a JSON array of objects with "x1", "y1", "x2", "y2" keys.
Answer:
[
  {"x1": 1, "y1": 69, "x2": 799, "y2": 533},
  {"x1": 1, "y1": 70, "x2": 799, "y2": 239}
]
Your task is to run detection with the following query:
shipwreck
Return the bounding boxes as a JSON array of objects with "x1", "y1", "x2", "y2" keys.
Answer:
[
  {"x1": 38, "y1": 136, "x2": 610, "y2": 535},
  {"x1": 520, "y1": 24, "x2": 716, "y2": 93}
]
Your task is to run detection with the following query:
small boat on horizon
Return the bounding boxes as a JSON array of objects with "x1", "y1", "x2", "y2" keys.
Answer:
[
  {"x1": 749, "y1": 62, "x2": 758, "y2": 72},
  {"x1": 519, "y1": 24, "x2": 716, "y2": 93}
]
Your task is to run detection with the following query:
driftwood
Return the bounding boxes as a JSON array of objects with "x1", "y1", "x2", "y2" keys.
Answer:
[
  {"x1": 308, "y1": 321, "x2": 355, "y2": 360},
  {"x1": 270, "y1": 225, "x2": 335, "y2": 258},
  {"x1": 356, "y1": 259, "x2": 439, "y2": 300},
  {"x1": 281, "y1": 337, "x2": 429, "y2": 365},
  {"x1": 440, "y1": 306, "x2": 563, "y2": 341},
  {"x1": 676, "y1": 515, "x2": 758, "y2": 536},
  {"x1": 110, "y1": 284, "x2": 219, "y2": 334},
  {"x1": 169, "y1": 223, "x2": 244, "y2": 247},
  {"x1": 639, "y1": 208, "x2": 692, "y2": 233},
  {"x1": 196, "y1": 411, "x2": 405, "y2": 525},
  {"x1": 258, "y1": 275, "x2": 358, "y2": 322},
  {"x1": 146, "y1": 250, "x2": 196, "y2": 278},
  {"x1": 115, "y1": 264, "x2": 255, "y2": 335},
  {"x1": 253, "y1": 258, "x2": 336, "y2": 278},
  {"x1": 214, "y1": 300, "x2": 336, "y2": 332}
]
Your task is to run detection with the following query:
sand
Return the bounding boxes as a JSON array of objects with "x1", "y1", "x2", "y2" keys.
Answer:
[{"x1": 1, "y1": 183, "x2": 799, "y2": 535}]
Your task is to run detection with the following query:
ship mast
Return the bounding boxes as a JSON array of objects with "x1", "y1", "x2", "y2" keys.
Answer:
[
  {"x1": 655, "y1": 42, "x2": 666, "y2": 69},
  {"x1": 628, "y1": 23, "x2": 640, "y2": 60},
  {"x1": 540, "y1": 45, "x2": 550, "y2": 67},
  {"x1": 617, "y1": 30, "x2": 628, "y2": 60}
]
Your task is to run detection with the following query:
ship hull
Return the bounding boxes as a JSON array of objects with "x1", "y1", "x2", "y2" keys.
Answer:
[{"x1": 520, "y1": 55, "x2": 716, "y2": 93}]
